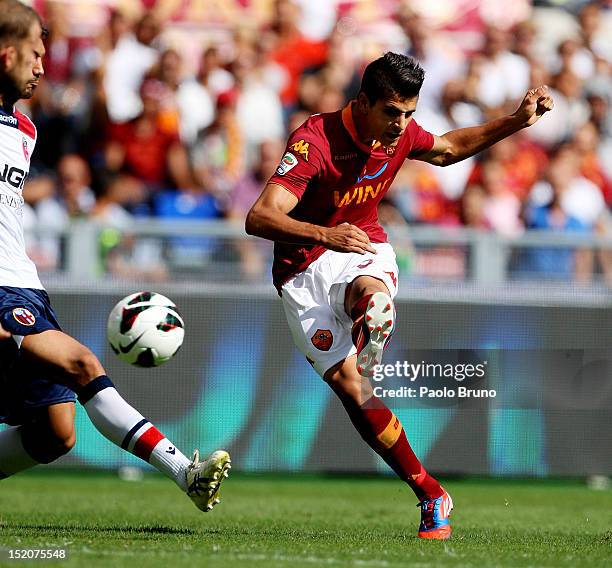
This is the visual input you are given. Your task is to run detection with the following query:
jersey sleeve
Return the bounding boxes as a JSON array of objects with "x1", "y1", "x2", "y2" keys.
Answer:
[
  {"x1": 14, "y1": 110, "x2": 37, "y2": 143},
  {"x1": 407, "y1": 119, "x2": 435, "y2": 158},
  {"x1": 268, "y1": 129, "x2": 324, "y2": 201}
]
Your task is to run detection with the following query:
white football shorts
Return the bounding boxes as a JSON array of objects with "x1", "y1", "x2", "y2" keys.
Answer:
[{"x1": 281, "y1": 243, "x2": 399, "y2": 377}]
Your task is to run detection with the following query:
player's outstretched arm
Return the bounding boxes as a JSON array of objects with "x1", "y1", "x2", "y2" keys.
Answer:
[
  {"x1": 0, "y1": 324, "x2": 10, "y2": 339},
  {"x1": 415, "y1": 85, "x2": 554, "y2": 167},
  {"x1": 246, "y1": 183, "x2": 376, "y2": 254}
]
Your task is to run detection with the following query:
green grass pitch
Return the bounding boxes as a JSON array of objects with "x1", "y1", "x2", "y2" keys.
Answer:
[{"x1": 1, "y1": 471, "x2": 611, "y2": 567}]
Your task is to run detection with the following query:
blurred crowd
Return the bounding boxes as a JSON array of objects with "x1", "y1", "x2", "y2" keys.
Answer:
[{"x1": 19, "y1": 0, "x2": 612, "y2": 282}]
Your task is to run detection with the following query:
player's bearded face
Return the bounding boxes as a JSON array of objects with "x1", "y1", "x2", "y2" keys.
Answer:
[
  {"x1": 364, "y1": 94, "x2": 419, "y2": 147},
  {"x1": 8, "y1": 22, "x2": 45, "y2": 100}
]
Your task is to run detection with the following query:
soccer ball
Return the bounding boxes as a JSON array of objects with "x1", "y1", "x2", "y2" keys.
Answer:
[{"x1": 107, "y1": 292, "x2": 185, "y2": 367}]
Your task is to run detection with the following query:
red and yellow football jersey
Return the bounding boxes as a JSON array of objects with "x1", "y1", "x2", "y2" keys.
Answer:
[{"x1": 269, "y1": 102, "x2": 434, "y2": 289}]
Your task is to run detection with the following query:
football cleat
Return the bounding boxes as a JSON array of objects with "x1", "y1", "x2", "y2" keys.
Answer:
[
  {"x1": 185, "y1": 449, "x2": 231, "y2": 512},
  {"x1": 417, "y1": 490, "x2": 453, "y2": 540},
  {"x1": 355, "y1": 292, "x2": 395, "y2": 378}
]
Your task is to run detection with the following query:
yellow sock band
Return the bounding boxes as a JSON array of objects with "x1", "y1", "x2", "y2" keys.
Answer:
[{"x1": 377, "y1": 413, "x2": 402, "y2": 449}]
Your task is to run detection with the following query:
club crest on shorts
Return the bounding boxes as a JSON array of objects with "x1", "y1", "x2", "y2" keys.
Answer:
[
  {"x1": 12, "y1": 307, "x2": 35, "y2": 326},
  {"x1": 311, "y1": 328, "x2": 333, "y2": 351}
]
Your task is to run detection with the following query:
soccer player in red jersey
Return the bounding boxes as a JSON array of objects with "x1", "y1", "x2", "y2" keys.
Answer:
[{"x1": 246, "y1": 52, "x2": 553, "y2": 539}]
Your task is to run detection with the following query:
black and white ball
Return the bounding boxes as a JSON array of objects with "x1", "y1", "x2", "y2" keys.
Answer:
[{"x1": 107, "y1": 292, "x2": 184, "y2": 367}]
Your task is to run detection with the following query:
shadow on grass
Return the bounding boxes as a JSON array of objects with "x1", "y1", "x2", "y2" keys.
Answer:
[{"x1": 2, "y1": 523, "x2": 205, "y2": 536}]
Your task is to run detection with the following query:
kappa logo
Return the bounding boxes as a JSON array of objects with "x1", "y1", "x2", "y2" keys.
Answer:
[
  {"x1": 12, "y1": 307, "x2": 35, "y2": 326},
  {"x1": 276, "y1": 152, "x2": 298, "y2": 176},
  {"x1": 384, "y1": 271, "x2": 397, "y2": 288},
  {"x1": 290, "y1": 139, "x2": 309, "y2": 161},
  {"x1": 334, "y1": 153, "x2": 358, "y2": 161},
  {"x1": 311, "y1": 329, "x2": 333, "y2": 351}
]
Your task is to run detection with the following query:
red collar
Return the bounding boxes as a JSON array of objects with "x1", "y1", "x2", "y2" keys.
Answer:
[
  {"x1": 341, "y1": 101, "x2": 376, "y2": 153},
  {"x1": 341, "y1": 101, "x2": 396, "y2": 156}
]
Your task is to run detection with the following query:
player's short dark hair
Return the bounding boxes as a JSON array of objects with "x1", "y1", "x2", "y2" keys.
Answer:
[
  {"x1": 359, "y1": 52, "x2": 425, "y2": 104},
  {"x1": 0, "y1": 0, "x2": 46, "y2": 48}
]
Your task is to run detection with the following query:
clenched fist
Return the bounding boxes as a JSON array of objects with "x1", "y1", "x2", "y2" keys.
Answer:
[{"x1": 514, "y1": 85, "x2": 554, "y2": 127}]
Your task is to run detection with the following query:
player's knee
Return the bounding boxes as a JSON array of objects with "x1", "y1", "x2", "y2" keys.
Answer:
[
  {"x1": 37, "y1": 431, "x2": 75, "y2": 463},
  {"x1": 48, "y1": 403, "x2": 76, "y2": 457},
  {"x1": 22, "y1": 421, "x2": 76, "y2": 464},
  {"x1": 68, "y1": 349, "x2": 104, "y2": 386},
  {"x1": 44, "y1": 429, "x2": 76, "y2": 462},
  {"x1": 59, "y1": 429, "x2": 76, "y2": 453},
  {"x1": 351, "y1": 277, "x2": 390, "y2": 301}
]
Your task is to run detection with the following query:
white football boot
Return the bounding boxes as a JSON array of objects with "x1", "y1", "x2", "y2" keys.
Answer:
[
  {"x1": 185, "y1": 449, "x2": 231, "y2": 512},
  {"x1": 355, "y1": 291, "x2": 395, "y2": 378}
]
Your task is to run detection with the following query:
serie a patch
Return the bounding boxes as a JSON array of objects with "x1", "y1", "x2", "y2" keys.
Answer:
[{"x1": 276, "y1": 152, "x2": 297, "y2": 175}]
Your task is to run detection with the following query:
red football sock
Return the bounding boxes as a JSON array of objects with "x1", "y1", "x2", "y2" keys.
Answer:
[
  {"x1": 343, "y1": 395, "x2": 443, "y2": 501},
  {"x1": 350, "y1": 294, "x2": 372, "y2": 351},
  {"x1": 347, "y1": 294, "x2": 441, "y2": 500}
]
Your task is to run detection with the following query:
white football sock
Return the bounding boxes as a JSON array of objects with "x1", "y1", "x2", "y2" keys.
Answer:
[
  {"x1": 0, "y1": 426, "x2": 39, "y2": 478},
  {"x1": 79, "y1": 376, "x2": 190, "y2": 490}
]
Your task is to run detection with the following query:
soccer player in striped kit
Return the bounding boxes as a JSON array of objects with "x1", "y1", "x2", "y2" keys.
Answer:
[
  {"x1": 247, "y1": 52, "x2": 553, "y2": 539},
  {"x1": 0, "y1": 0, "x2": 230, "y2": 512}
]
